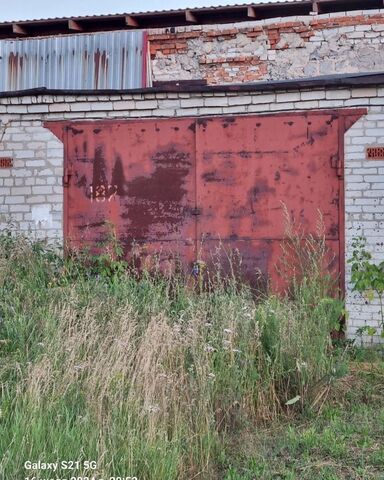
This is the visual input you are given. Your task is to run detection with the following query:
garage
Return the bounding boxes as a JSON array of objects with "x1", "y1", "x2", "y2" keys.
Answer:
[{"x1": 46, "y1": 108, "x2": 364, "y2": 288}]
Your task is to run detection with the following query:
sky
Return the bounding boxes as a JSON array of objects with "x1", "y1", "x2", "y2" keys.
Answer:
[{"x1": 0, "y1": 0, "x2": 284, "y2": 22}]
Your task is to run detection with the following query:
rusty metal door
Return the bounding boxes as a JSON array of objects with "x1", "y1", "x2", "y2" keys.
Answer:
[
  {"x1": 46, "y1": 109, "x2": 364, "y2": 288},
  {"x1": 49, "y1": 119, "x2": 197, "y2": 271},
  {"x1": 195, "y1": 111, "x2": 363, "y2": 289}
]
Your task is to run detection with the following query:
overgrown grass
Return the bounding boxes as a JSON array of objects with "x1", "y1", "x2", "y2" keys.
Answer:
[
  {"x1": 0, "y1": 229, "x2": 368, "y2": 479},
  {"x1": 221, "y1": 364, "x2": 384, "y2": 479}
]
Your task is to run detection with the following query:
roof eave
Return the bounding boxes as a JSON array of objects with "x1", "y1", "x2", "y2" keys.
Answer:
[
  {"x1": 0, "y1": 0, "x2": 382, "y2": 39},
  {"x1": 0, "y1": 72, "x2": 383, "y2": 98}
]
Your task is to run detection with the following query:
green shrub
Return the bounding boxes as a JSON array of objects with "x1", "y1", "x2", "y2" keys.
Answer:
[{"x1": 348, "y1": 235, "x2": 384, "y2": 339}]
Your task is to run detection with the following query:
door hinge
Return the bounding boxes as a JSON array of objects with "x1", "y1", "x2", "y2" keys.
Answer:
[
  {"x1": 330, "y1": 153, "x2": 338, "y2": 169},
  {"x1": 63, "y1": 167, "x2": 72, "y2": 187},
  {"x1": 331, "y1": 154, "x2": 343, "y2": 178}
]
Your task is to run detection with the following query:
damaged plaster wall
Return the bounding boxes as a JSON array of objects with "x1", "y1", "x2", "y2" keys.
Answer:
[{"x1": 148, "y1": 9, "x2": 384, "y2": 84}]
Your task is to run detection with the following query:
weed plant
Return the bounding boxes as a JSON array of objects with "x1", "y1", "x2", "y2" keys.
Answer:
[{"x1": 0, "y1": 221, "x2": 346, "y2": 479}]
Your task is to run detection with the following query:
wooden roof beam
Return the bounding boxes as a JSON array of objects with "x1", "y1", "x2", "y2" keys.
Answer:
[
  {"x1": 68, "y1": 19, "x2": 83, "y2": 31},
  {"x1": 125, "y1": 15, "x2": 139, "y2": 27},
  {"x1": 247, "y1": 6, "x2": 258, "y2": 18},
  {"x1": 185, "y1": 10, "x2": 197, "y2": 23},
  {"x1": 311, "y1": 1, "x2": 322, "y2": 14},
  {"x1": 12, "y1": 23, "x2": 27, "y2": 35}
]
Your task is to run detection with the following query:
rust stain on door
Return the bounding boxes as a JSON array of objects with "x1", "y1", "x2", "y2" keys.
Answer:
[{"x1": 47, "y1": 119, "x2": 197, "y2": 270}]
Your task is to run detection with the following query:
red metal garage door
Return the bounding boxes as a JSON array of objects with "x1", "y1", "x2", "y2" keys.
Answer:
[
  {"x1": 195, "y1": 111, "x2": 360, "y2": 289},
  {"x1": 48, "y1": 119, "x2": 197, "y2": 271},
  {"x1": 46, "y1": 109, "x2": 364, "y2": 289}
]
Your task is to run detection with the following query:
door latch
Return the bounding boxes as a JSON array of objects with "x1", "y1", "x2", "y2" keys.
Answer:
[
  {"x1": 191, "y1": 207, "x2": 201, "y2": 217},
  {"x1": 191, "y1": 207, "x2": 202, "y2": 216}
]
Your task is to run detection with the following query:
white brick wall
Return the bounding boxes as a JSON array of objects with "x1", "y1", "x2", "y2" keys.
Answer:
[
  {"x1": 0, "y1": 121, "x2": 63, "y2": 241},
  {"x1": 0, "y1": 86, "x2": 384, "y2": 340},
  {"x1": 345, "y1": 109, "x2": 384, "y2": 343}
]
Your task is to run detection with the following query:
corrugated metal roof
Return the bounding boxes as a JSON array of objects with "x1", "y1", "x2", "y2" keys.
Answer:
[
  {"x1": 125, "y1": 0, "x2": 308, "y2": 16},
  {"x1": 0, "y1": 31, "x2": 148, "y2": 91},
  {"x1": 0, "y1": 1, "x2": 307, "y2": 24}
]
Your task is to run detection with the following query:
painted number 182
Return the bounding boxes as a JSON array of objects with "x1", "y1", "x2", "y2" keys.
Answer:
[{"x1": 89, "y1": 184, "x2": 118, "y2": 202}]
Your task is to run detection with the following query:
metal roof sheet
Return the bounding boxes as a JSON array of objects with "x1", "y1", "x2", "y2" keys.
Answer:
[
  {"x1": 0, "y1": 1, "x2": 308, "y2": 23},
  {"x1": 0, "y1": 31, "x2": 148, "y2": 92}
]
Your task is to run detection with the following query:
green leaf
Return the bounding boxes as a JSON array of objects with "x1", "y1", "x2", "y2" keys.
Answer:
[
  {"x1": 285, "y1": 395, "x2": 301, "y2": 406},
  {"x1": 365, "y1": 290, "x2": 375, "y2": 302},
  {"x1": 366, "y1": 327, "x2": 377, "y2": 336}
]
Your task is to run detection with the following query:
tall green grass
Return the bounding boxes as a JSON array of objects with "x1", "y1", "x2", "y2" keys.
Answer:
[{"x1": 0, "y1": 227, "x2": 345, "y2": 479}]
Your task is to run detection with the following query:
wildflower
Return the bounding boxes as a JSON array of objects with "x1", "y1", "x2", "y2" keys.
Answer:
[
  {"x1": 296, "y1": 360, "x2": 308, "y2": 372},
  {"x1": 205, "y1": 344, "x2": 216, "y2": 353},
  {"x1": 191, "y1": 260, "x2": 206, "y2": 278},
  {"x1": 73, "y1": 363, "x2": 87, "y2": 371},
  {"x1": 208, "y1": 372, "x2": 215, "y2": 379},
  {"x1": 146, "y1": 404, "x2": 161, "y2": 414}
]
